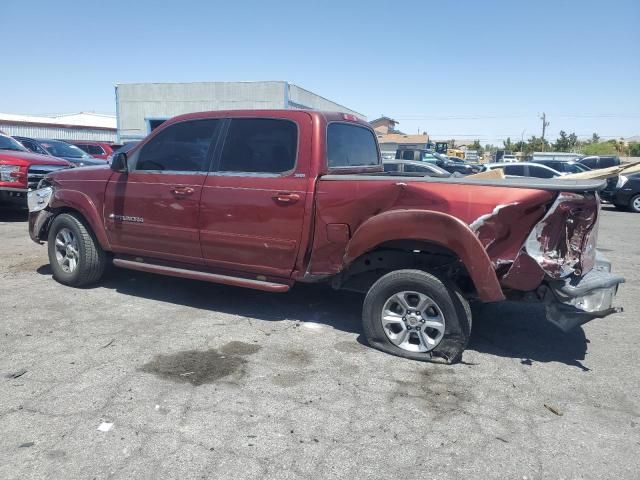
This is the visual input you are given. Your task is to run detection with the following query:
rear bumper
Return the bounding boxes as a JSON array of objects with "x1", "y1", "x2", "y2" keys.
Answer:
[{"x1": 542, "y1": 254, "x2": 624, "y2": 331}]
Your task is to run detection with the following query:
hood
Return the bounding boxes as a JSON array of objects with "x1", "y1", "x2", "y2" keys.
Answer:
[
  {"x1": 48, "y1": 163, "x2": 112, "y2": 183},
  {"x1": 61, "y1": 156, "x2": 105, "y2": 167},
  {"x1": 0, "y1": 150, "x2": 70, "y2": 166}
]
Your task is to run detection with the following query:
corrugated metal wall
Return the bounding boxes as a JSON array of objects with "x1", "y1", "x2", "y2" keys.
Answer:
[
  {"x1": 0, "y1": 123, "x2": 117, "y2": 142},
  {"x1": 116, "y1": 81, "x2": 287, "y2": 141}
]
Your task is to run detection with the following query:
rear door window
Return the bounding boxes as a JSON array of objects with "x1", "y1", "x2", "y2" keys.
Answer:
[
  {"x1": 529, "y1": 165, "x2": 555, "y2": 178},
  {"x1": 136, "y1": 119, "x2": 221, "y2": 172},
  {"x1": 218, "y1": 118, "x2": 297, "y2": 174},
  {"x1": 401, "y1": 150, "x2": 414, "y2": 160},
  {"x1": 404, "y1": 163, "x2": 434, "y2": 174},
  {"x1": 327, "y1": 123, "x2": 379, "y2": 168},
  {"x1": 87, "y1": 145, "x2": 106, "y2": 155},
  {"x1": 504, "y1": 165, "x2": 526, "y2": 176},
  {"x1": 600, "y1": 157, "x2": 619, "y2": 168}
]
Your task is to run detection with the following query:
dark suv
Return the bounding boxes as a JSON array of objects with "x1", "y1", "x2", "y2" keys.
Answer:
[
  {"x1": 395, "y1": 148, "x2": 481, "y2": 175},
  {"x1": 14, "y1": 137, "x2": 104, "y2": 167},
  {"x1": 578, "y1": 155, "x2": 621, "y2": 170},
  {"x1": 600, "y1": 173, "x2": 640, "y2": 212}
]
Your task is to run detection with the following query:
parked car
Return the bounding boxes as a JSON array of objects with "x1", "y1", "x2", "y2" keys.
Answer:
[
  {"x1": 531, "y1": 159, "x2": 591, "y2": 174},
  {"x1": 67, "y1": 141, "x2": 115, "y2": 160},
  {"x1": 27, "y1": 110, "x2": 623, "y2": 363},
  {"x1": 383, "y1": 160, "x2": 451, "y2": 178},
  {"x1": 482, "y1": 162, "x2": 563, "y2": 178},
  {"x1": 14, "y1": 137, "x2": 104, "y2": 167},
  {"x1": 396, "y1": 148, "x2": 481, "y2": 175},
  {"x1": 501, "y1": 154, "x2": 518, "y2": 163},
  {"x1": 106, "y1": 141, "x2": 141, "y2": 164},
  {"x1": 600, "y1": 173, "x2": 640, "y2": 212},
  {"x1": 578, "y1": 155, "x2": 621, "y2": 170},
  {"x1": 0, "y1": 133, "x2": 70, "y2": 209}
]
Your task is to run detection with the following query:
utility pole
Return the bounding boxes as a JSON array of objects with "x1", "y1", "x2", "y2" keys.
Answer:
[{"x1": 540, "y1": 113, "x2": 550, "y2": 151}]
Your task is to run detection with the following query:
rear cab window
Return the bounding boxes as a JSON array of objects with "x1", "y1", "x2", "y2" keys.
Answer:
[{"x1": 327, "y1": 123, "x2": 380, "y2": 169}]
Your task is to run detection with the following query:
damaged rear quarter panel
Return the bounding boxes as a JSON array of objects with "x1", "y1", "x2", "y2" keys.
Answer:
[{"x1": 306, "y1": 178, "x2": 556, "y2": 299}]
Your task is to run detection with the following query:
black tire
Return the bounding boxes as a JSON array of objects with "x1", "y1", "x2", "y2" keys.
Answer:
[
  {"x1": 47, "y1": 213, "x2": 107, "y2": 287},
  {"x1": 362, "y1": 269, "x2": 472, "y2": 364},
  {"x1": 629, "y1": 194, "x2": 640, "y2": 213}
]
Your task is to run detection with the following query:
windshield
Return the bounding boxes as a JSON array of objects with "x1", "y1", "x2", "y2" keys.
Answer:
[
  {"x1": 41, "y1": 140, "x2": 91, "y2": 158},
  {"x1": 0, "y1": 135, "x2": 28, "y2": 152}
]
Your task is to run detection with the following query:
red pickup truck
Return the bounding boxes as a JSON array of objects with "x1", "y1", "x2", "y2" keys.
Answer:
[
  {"x1": 0, "y1": 133, "x2": 70, "y2": 208},
  {"x1": 27, "y1": 110, "x2": 624, "y2": 363}
]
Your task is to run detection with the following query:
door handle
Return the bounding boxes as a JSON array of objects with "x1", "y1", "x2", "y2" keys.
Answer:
[
  {"x1": 170, "y1": 186, "x2": 195, "y2": 197},
  {"x1": 272, "y1": 192, "x2": 300, "y2": 204}
]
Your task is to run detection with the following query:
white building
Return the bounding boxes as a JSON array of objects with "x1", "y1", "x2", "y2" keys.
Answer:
[
  {"x1": 115, "y1": 81, "x2": 364, "y2": 142},
  {"x1": 0, "y1": 112, "x2": 116, "y2": 142}
]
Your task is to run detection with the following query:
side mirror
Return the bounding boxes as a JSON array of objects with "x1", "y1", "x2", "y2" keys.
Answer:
[{"x1": 111, "y1": 152, "x2": 128, "y2": 173}]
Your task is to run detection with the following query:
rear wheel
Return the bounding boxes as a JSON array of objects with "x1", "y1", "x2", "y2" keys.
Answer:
[
  {"x1": 362, "y1": 269, "x2": 472, "y2": 364},
  {"x1": 48, "y1": 213, "x2": 107, "y2": 287},
  {"x1": 629, "y1": 194, "x2": 640, "y2": 213}
]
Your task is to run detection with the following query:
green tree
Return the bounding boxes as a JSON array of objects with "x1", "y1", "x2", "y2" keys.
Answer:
[
  {"x1": 522, "y1": 136, "x2": 550, "y2": 154},
  {"x1": 629, "y1": 143, "x2": 640, "y2": 156},
  {"x1": 553, "y1": 131, "x2": 573, "y2": 152},
  {"x1": 581, "y1": 142, "x2": 617, "y2": 155},
  {"x1": 503, "y1": 137, "x2": 514, "y2": 151},
  {"x1": 591, "y1": 133, "x2": 600, "y2": 144}
]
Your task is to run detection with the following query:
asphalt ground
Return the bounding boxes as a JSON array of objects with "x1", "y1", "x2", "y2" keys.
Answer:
[{"x1": 0, "y1": 206, "x2": 638, "y2": 479}]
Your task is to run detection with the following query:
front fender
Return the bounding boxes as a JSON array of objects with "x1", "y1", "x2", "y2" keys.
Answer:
[
  {"x1": 50, "y1": 188, "x2": 111, "y2": 250},
  {"x1": 344, "y1": 209, "x2": 505, "y2": 302}
]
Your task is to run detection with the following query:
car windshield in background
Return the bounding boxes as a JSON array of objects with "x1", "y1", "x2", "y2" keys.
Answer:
[
  {"x1": 0, "y1": 135, "x2": 28, "y2": 151},
  {"x1": 421, "y1": 152, "x2": 439, "y2": 163},
  {"x1": 41, "y1": 140, "x2": 91, "y2": 158},
  {"x1": 327, "y1": 123, "x2": 379, "y2": 168}
]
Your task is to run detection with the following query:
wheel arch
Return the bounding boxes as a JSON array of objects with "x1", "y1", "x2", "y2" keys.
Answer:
[
  {"x1": 47, "y1": 190, "x2": 111, "y2": 250},
  {"x1": 343, "y1": 209, "x2": 504, "y2": 302}
]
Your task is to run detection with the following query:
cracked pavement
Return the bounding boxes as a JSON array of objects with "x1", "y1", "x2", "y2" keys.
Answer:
[{"x1": 1, "y1": 206, "x2": 638, "y2": 479}]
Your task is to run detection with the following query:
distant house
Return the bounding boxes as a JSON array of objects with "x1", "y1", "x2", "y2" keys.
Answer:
[
  {"x1": 370, "y1": 116, "x2": 402, "y2": 135},
  {"x1": 370, "y1": 116, "x2": 430, "y2": 156}
]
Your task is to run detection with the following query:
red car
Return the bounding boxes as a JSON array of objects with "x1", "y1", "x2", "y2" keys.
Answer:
[
  {"x1": 67, "y1": 141, "x2": 115, "y2": 160},
  {"x1": 0, "y1": 133, "x2": 70, "y2": 208},
  {"x1": 27, "y1": 110, "x2": 623, "y2": 363}
]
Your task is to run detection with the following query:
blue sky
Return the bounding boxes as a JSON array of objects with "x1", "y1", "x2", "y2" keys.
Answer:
[{"x1": 3, "y1": 0, "x2": 639, "y2": 144}]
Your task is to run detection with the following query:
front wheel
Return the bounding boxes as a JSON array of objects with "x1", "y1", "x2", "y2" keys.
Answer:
[
  {"x1": 48, "y1": 213, "x2": 107, "y2": 287},
  {"x1": 362, "y1": 270, "x2": 472, "y2": 364}
]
